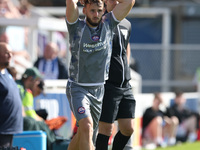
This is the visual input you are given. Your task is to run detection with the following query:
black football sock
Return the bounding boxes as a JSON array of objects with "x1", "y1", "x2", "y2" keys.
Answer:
[
  {"x1": 112, "y1": 131, "x2": 131, "y2": 150},
  {"x1": 95, "y1": 133, "x2": 110, "y2": 150}
]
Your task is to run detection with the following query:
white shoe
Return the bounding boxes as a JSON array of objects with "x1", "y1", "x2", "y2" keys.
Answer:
[
  {"x1": 168, "y1": 137, "x2": 176, "y2": 146},
  {"x1": 144, "y1": 143, "x2": 157, "y2": 150},
  {"x1": 188, "y1": 132, "x2": 197, "y2": 142},
  {"x1": 156, "y1": 137, "x2": 167, "y2": 148},
  {"x1": 158, "y1": 141, "x2": 167, "y2": 148}
]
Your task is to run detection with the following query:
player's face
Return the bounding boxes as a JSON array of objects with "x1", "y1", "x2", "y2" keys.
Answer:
[{"x1": 84, "y1": 2, "x2": 104, "y2": 27}]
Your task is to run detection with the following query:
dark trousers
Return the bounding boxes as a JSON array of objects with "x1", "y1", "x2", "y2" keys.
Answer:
[{"x1": 0, "y1": 134, "x2": 13, "y2": 148}]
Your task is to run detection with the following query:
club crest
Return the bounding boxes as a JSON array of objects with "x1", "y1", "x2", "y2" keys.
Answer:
[
  {"x1": 91, "y1": 35, "x2": 100, "y2": 41},
  {"x1": 78, "y1": 106, "x2": 85, "y2": 114}
]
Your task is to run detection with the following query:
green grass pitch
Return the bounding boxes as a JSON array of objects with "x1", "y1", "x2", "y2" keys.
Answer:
[{"x1": 145, "y1": 141, "x2": 200, "y2": 150}]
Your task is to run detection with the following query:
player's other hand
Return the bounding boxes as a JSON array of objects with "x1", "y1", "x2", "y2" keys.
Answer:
[
  {"x1": 79, "y1": 0, "x2": 92, "y2": 5},
  {"x1": 79, "y1": 0, "x2": 85, "y2": 5}
]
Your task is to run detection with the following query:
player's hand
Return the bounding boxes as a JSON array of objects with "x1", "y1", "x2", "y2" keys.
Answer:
[
  {"x1": 79, "y1": 0, "x2": 85, "y2": 5},
  {"x1": 79, "y1": 0, "x2": 91, "y2": 5}
]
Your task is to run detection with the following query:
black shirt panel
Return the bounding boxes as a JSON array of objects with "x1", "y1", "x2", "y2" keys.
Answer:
[{"x1": 106, "y1": 18, "x2": 132, "y2": 88}]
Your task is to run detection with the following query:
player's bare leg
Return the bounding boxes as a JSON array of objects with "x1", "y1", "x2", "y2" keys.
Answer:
[{"x1": 68, "y1": 117, "x2": 95, "y2": 150}]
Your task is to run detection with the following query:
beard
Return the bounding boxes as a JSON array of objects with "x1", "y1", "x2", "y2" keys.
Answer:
[
  {"x1": 0, "y1": 62, "x2": 9, "y2": 68},
  {"x1": 4, "y1": 62, "x2": 9, "y2": 68},
  {"x1": 86, "y1": 17, "x2": 101, "y2": 27}
]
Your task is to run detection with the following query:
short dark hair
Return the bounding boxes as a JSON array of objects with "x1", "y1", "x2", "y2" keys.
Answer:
[
  {"x1": 175, "y1": 90, "x2": 183, "y2": 97},
  {"x1": 38, "y1": 79, "x2": 44, "y2": 90},
  {"x1": 85, "y1": 0, "x2": 103, "y2": 6},
  {"x1": 154, "y1": 92, "x2": 163, "y2": 103}
]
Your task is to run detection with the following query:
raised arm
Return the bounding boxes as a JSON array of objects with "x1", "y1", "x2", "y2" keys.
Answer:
[
  {"x1": 112, "y1": 0, "x2": 135, "y2": 21},
  {"x1": 66, "y1": 0, "x2": 80, "y2": 23},
  {"x1": 126, "y1": 43, "x2": 131, "y2": 65}
]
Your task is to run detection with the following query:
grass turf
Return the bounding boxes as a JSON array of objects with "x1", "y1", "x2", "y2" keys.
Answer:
[{"x1": 148, "y1": 141, "x2": 200, "y2": 150}]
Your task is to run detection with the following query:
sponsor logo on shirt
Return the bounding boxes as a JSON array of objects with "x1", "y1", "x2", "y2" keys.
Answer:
[
  {"x1": 82, "y1": 41, "x2": 107, "y2": 53},
  {"x1": 91, "y1": 35, "x2": 100, "y2": 41},
  {"x1": 78, "y1": 106, "x2": 85, "y2": 114}
]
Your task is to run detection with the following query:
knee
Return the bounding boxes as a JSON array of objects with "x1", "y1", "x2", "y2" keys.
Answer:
[
  {"x1": 98, "y1": 122, "x2": 114, "y2": 136},
  {"x1": 120, "y1": 125, "x2": 134, "y2": 136},
  {"x1": 118, "y1": 119, "x2": 134, "y2": 136},
  {"x1": 79, "y1": 118, "x2": 93, "y2": 134},
  {"x1": 154, "y1": 116, "x2": 163, "y2": 125},
  {"x1": 188, "y1": 116, "x2": 198, "y2": 129},
  {"x1": 171, "y1": 116, "x2": 179, "y2": 126}
]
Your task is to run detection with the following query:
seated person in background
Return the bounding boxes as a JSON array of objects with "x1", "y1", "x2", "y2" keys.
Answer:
[
  {"x1": 167, "y1": 90, "x2": 200, "y2": 142},
  {"x1": 9, "y1": 66, "x2": 64, "y2": 150},
  {"x1": 22, "y1": 78, "x2": 56, "y2": 150},
  {"x1": 32, "y1": 79, "x2": 48, "y2": 120},
  {"x1": 142, "y1": 93, "x2": 179, "y2": 147},
  {"x1": 34, "y1": 42, "x2": 68, "y2": 79},
  {"x1": 7, "y1": 66, "x2": 17, "y2": 80},
  {"x1": 16, "y1": 67, "x2": 46, "y2": 121}
]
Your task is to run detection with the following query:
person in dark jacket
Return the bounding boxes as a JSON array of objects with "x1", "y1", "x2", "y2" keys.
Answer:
[
  {"x1": 34, "y1": 42, "x2": 68, "y2": 79},
  {"x1": 142, "y1": 93, "x2": 178, "y2": 147},
  {"x1": 167, "y1": 90, "x2": 199, "y2": 142}
]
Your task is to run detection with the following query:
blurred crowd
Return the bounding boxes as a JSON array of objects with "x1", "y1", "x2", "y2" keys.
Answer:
[
  {"x1": 0, "y1": 0, "x2": 68, "y2": 80},
  {"x1": 0, "y1": 1, "x2": 69, "y2": 149},
  {"x1": 142, "y1": 91, "x2": 200, "y2": 149}
]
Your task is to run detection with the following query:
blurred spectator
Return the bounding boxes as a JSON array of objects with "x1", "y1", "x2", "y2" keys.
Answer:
[
  {"x1": 0, "y1": 42, "x2": 23, "y2": 148},
  {"x1": 34, "y1": 42, "x2": 68, "y2": 79},
  {"x1": 7, "y1": 66, "x2": 17, "y2": 80},
  {"x1": 0, "y1": 0, "x2": 21, "y2": 18},
  {"x1": 142, "y1": 93, "x2": 179, "y2": 148},
  {"x1": 167, "y1": 90, "x2": 200, "y2": 142},
  {"x1": 52, "y1": 31, "x2": 68, "y2": 59},
  {"x1": 12, "y1": 67, "x2": 64, "y2": 150},
  {"x1": 32, "y1": 78, "x2": 44, "y2": 97},
  {"x1": 16, "y1": 67, "x2": 45, "y2": 121},
  {"x1": 0, "y1": 31, "x2": 8, "y2": 43},
  {"x1": 0, "y1": 31, "x2": 30, "y2": 59},
  {"x1": 7, "y1": 66, "x2": 48, "y2": 118},
  {"x1": 0, "y1": 0, "x2": 32, "y2": 77},
  {"x1": 32, "y1": 79, "x2": 48, "y2": 120},
  {"x1": 0, "y1": 30, "x2": 31, "y2": 79},
  {"x1": 18, "y1": 71, "x2": 56, "y2": 150},
  {"x1": 18, "y1": 0, "x2": 33, "y2": 17},
  {"x1": 18, "y1": 0, "x2": 46, "y2": 17}
]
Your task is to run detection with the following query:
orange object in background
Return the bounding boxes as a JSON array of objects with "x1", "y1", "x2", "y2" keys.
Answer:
[{"x1": 45, "y1": 116, "x2": 67, "y2": 130}]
